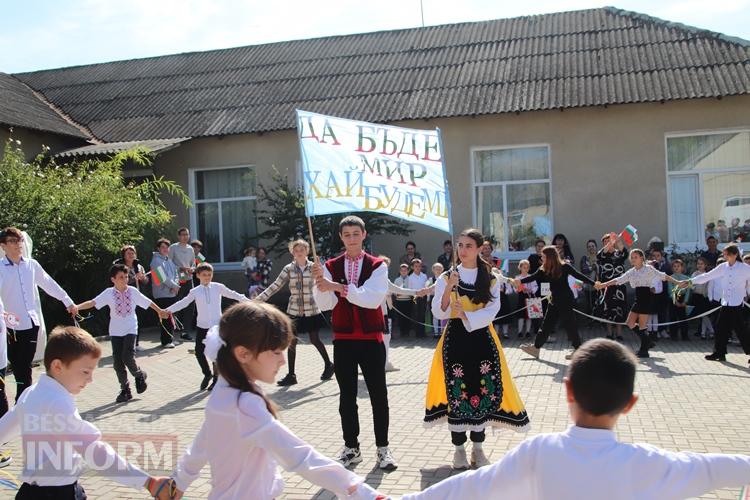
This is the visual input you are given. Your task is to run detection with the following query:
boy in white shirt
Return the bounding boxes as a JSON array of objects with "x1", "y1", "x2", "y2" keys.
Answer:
[
  {"x1": 406, "y1": 259, "x2": 429, "y2": 337},
  {"x1": 402, "y1": 338, "x2": 750, "y2": 499},
  {"x1": 0, "y1": 326, "x2": 174, "y2": 499},
  {"x1": 167, "y1": 263, "x2": 248, "y2": 391},
  {"x1": 76, "y1": 264, "x2": 169, "y2": 404}
]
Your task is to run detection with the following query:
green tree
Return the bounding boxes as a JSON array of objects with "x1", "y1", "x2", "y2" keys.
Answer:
[
  {"x1": 0, "y1": 138, "x2": 190, "y2": 330},
  {"x1": 256, "y1": 167, "x2": 412, "y2": 258}
]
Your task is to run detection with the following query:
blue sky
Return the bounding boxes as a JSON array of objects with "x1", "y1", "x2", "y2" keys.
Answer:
[{"x1": 2, "y1": 0, "x2": 749, "y2": 74}]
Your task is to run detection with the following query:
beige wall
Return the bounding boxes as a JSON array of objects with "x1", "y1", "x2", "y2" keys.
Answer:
[
  {"x1": 0, "y1": 125, "x2": 87, "y2": 161},
  {"x1": 152, "y1": 95, "x2": 750, "y2": 280}
]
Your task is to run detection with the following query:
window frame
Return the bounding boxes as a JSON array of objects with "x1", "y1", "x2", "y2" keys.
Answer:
[
  {"x1": 188, "y1": 164, "x2": 258, "y2": 269},
  {"x1": 470, "y1": 143, "x2": 554, "y2": 259},
  {"x1": 665, "y1": 128, "x2": 750, "y2": 252}
]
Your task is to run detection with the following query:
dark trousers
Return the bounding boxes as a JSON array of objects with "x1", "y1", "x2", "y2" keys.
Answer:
[
  {"x1": 175, "y1": 281, "x2": 195, "y2": 331},
  {"x1": 669, "y1": 304, "x2": 688, "y2": 339},
  {"x1": 714, "y1": 306, "x2": 750, "y2": 355},
  {"x1": 154, "y1": 297, "x2": 177, "y2": 345},
  {"x1": 0, "y1": 367, "x2": 8, "y2": 417},
  {"x1": 413, "y1": 297, "x2": 427, "y2": 337},
  {"x1": 451, "y1": 430, "x2": 486, "y2": 446},
  {"x1": 195, "y1": 327, "x2": 212, "y2": 377},
  {"x1": 394, "y1": 300, "x2": 413, "y2": 336},
  {"x1": 533, "y1": 302, "x2": 581, "y2": 349},
  {"x1": 17, "y1": 482, "x2": 86, "y2": 500},
  {"x1": 8, "y1": 325, "x2": 39, "y2": 402},
  {"x1": 333, "y1": 339, "x2": 389, "y2": 448},
  {"x1": 110, "y1": 334, "x2": 143, "y2": 389}
]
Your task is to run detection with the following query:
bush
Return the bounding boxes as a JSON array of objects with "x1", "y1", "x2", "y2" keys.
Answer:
[{"x1": 0, "y1": 138, "x2": 190, "y2": 332}]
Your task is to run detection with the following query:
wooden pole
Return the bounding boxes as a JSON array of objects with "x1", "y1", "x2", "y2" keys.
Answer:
[{"x1": 306, "y1": 216, "x2": 318, "y2": 262}]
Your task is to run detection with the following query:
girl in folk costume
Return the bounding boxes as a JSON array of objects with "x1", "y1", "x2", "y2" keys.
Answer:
[
  {"x1": 596, "y1": 249, "x2": 680, "y2": 358},
  {"x1": 425, "y1": 229, "x2": 530, "y2": 470},
  {"x1": 255, "y1": 239, "x2": 334, "y2": 386}
]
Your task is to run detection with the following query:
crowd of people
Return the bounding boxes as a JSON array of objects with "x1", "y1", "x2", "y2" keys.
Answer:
[{"x1": 0, "y1": 219, "x2": 749, "y2": 499}]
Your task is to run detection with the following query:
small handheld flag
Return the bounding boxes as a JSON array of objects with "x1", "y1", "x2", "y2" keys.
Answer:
[
  {"x1": 194, "y1": 253, "x2": 206, "y2": 265},
  {"x1": 491, "y1": 250, "x2": 509, "y2": 272},
  {"x1": 619, "y1": 224, "x2": 638, "y2": 246},
  {"x1": 150, "y1": 266, "x2": 168, "y2": 286},
  {"x1": 571, "y1": 279, "x2": 584, "y2": 291}
]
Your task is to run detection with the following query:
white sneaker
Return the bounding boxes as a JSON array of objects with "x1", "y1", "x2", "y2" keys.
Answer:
[
  {"x1": 452, "y1": 446, "x2": 469, "y2": 470},
  {"x1": 135, "y1": 345, "x2": 145, "y2": 352},
  {"x1": 376, "y1": 446, "x2": 398, "y2": 471},
  {"x1": 0, "y1": 451, "x2": 11, "y2": 468},
  {"x1": 564, "y1": 349, "x2": 575, "y2": 360},
  {"x1": 471, "y1": 446, "x2": 490, "y2": 468},
  {"x1": 520, "y1": 343, "x2": 540, "y2": 359},
  {"x1": 384, "y1": 362, "x2": 400, "y2": 372},
  {"x1": 335, "y1": 446, "x2": 362, "y2": 467},
  {"x1": 163, "y1": 342, "x2": 176, "y2": 349}
]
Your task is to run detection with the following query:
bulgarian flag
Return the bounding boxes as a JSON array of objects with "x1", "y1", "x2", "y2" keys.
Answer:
[
  {"x1": 571, "y1": 278, "x2": 584, "y2": 291},
  {"x1": 619, "y1": 224, "x2": 638, "y2": 246},
  {"x1": 194, "y1": 253, "x2": 206, "y2": 265},
  {"x1": 150, "y1": 266, "x2": 168, "y2": 286}
]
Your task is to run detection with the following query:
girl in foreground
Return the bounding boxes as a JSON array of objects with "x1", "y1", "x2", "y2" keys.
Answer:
[{"x1": 170, "y1": 301, "x2": 381, "y2": 499}]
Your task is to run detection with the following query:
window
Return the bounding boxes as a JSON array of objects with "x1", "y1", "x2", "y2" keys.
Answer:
[
  {"x1": 472, "y1": 145, "x2": 553, "y2": 254},
  {"x1": 667, "y1": 131, "x2": 750, "y2": 246},
  {"x1": 190, "y1": 166, "x2": 258, "y2": 264}
]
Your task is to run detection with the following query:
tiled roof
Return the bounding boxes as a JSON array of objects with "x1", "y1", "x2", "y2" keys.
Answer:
[
  {"x1": 13, "y1": 7, "x2": 750, "y2": 142},
  {"x1": 54, "y1": 137, "x2": 190, "y2": 157},
  {"x1": 0, "y1": 72, "x2": 89, "y2": 138}
]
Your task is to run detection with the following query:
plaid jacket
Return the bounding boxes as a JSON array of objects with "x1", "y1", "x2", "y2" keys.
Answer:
[{"x1": 256, "y1": 261, "x2": 321, "y2": 317}]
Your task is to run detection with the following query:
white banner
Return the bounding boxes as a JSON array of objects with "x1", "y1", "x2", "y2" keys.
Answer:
[{"x1": 297, "y1": 110, "x2": 452, "y2": 233}]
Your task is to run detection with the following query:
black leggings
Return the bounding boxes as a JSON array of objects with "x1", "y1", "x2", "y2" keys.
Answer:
[
  {"x1": 8, "y1": 325, "x2": 39, "y2": 402},
  {"x1": 714, "y1": 306, "x2": 750, "y2": 355},
  {"x1": 533, "y1": 302, "x2": 581, "y2": 349},
  {"x1": 287, "y1": 329, "x2": 331, "y2": 375},
  {"x1": 17, "y1": 482, "x2": 86, "y2": 500},
  {"x1": 195, "y1": 328, "x2": 213, "y2": 377}
]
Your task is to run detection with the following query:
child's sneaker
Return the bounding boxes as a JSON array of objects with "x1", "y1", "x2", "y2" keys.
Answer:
[
  {"x1": 376, "y1": 446, "x2": 398, "y2": 471},
  {"x1": 200, "y1": 374, "x2": 212, "y2": 391},
  {"x1": 277, "y1": 373, "x2": 297, "y2": 386},
  {"x1": 116, "y1": 386, "x2": 133, "y2": 403},
  {"x1": 384, "y1": 362, "x2": 400, "y2": 372},
  {"x1": 0, "y1": 451, "x2": 12, "y2": 468},
  {"x1": 564, "y1": 349, "x2": 575, "y2": 360},
  {"x1": 470, "y1": 446, "x2": 490, "y2": 468},
  {"x1": 207, "y1": 376, "x2": 218, "y2": 391},
  {"x1": 135, "y1": 372, "x2": 148, "y2": 394},
  {"x1": 335, "y1": 446, "x2": 362, "y2": 467},
  {"x1": 163, "y1": 342, "x2": 176, "y2": 349},
  {"x1": 320, "y1": 362, "x2": 335, "y2": 380},
  {"x1": 452, "y1": 446, "x2": 469, "y2": 470}
]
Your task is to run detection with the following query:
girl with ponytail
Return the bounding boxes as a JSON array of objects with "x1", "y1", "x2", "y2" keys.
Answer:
[
  {"x1": 424, "y1": 228, "x2": 530, "y2": 471},
  {"x1": 170, "y1": 301, "x2": 381, "y2": 500}
]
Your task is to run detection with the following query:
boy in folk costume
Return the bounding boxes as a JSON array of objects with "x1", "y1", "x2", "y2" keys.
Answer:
[{"x1": 312, "y1": 216, "x2": 397, "y2": 471}]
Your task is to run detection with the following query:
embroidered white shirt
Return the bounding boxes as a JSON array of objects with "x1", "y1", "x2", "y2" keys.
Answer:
[
  {"x1": 402, "y1": 425, "x2": 750, "y2": 500},
  {"x1": 172, "y1": 378, "x2": 379, "y2": 499},
  {"x1": 615, "y1": 265, "x2": 668, "y2": 288},
  {"x1": 691, "y1": 261, "x2": 750, "y2": 307},
  {"x1": 93, "y1": 286, "x2": 152, "y2": 337},
  {"x1": 0, "y1": 374, "x2": 148, "y2": 488},
  {"x1": 431, "y1": 265, "x2": 502, "y2": 332},
  {"x1": 0, "y1": 257, "x2": 74, "y2": 331},
  {"x1": 313, "y1": 258, "x2": 388, "y2": 312},
  {"x1": 167, "y1": 282, "x2": 248, "y2": 329}
]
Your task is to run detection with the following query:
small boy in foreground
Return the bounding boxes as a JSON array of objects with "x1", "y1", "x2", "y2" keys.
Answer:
[
  {"x1": 0, "y1": 326, "x2": 174, "y2": 499},
  {"x1": 402, "y1": 338, "x2": 750, "y2": 499}
]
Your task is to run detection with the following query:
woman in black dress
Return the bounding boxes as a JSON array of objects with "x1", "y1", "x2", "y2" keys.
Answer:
[{"x1": 594, "y1": 232, "x2": 628, "y2": 340}]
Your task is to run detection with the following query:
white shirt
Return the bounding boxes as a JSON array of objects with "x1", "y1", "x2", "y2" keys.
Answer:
[
  {"x1": 431, "y1": 265, "x2": 502, "y2": 332},
  {"x1": 0, "y1": 256, "x2": 74, "y2": 331},
  {"x1": 691, "y1": 261, "x2": 750, "y2": 306},
  {"x1": 0, "y1": 297, "x2": 6, "y2": 369},
  {"x1": 615, "y1": 265, "x2": 668, "y2": 288},
  {"x1": 0, "y1": 374, "x2": 148, "y2": 488},
  {"x1": 93, "y1": 286, "x2": 152, "y2": 337},
  {"x1": 406, "y1": 272, "x2": 428, "y2": 291},
  {"x1": 173, "y1": 378, "x2": 379, "y2": 499},
  {"x1": 402, "y1": 425, "x2": 750, "y2": 500},
  {"x1": 313, "y1": 257, "x2": 388, "y2": 312},
  {"x1": 167, "y1": 283, "x2": 248, "y2": 329}
]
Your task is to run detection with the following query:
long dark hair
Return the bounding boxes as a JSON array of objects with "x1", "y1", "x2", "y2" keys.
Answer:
[
  {"x1": 460, "y1": 228, "x2": 494, "y2": 304},
  {"x1": 541, "y1": 245, "x2": 564, "y2": 279},
  {"x1": 553, "y1": 233, "x2": 574, "y2": 261},
  {"x1": 215, "y1": 301, "x2": 293, "y2": 418}
]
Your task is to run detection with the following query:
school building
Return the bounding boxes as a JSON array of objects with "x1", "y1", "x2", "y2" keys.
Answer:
[{"x1": 1, "y1": 7, "x2": 749, "y2": 281}]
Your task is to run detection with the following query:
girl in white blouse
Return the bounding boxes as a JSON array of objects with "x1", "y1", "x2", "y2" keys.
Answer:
[
  {"x1": 170, "y1": 301, "x2": 380, "y2": 500},
  {"x1": 597, "y1": 249, "x2": 680, "y2": 358}
]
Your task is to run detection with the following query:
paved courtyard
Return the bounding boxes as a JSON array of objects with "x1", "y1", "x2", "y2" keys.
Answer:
[{"x1": 1, "y1": 326, "x2": 749, "y2": 499}]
